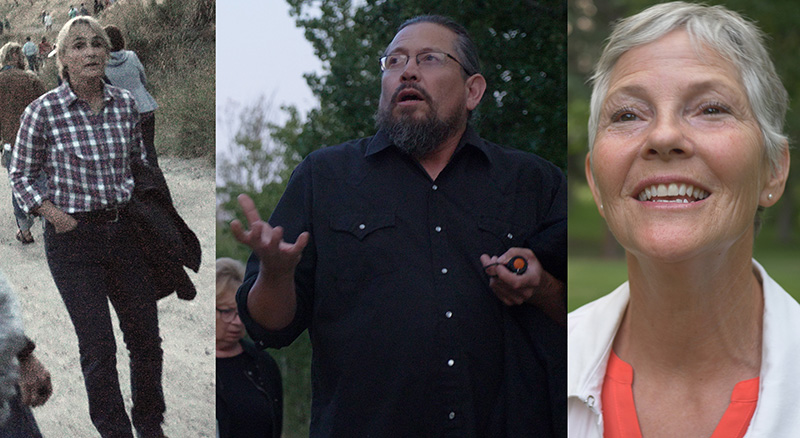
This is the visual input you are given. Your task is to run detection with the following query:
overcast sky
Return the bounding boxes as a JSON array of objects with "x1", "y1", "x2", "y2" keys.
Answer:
[{"x1": 216, "y1": 0, "x2": 322, "y2": 156}]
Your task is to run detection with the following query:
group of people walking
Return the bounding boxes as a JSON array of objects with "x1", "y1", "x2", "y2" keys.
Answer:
[{"x1": 19, "y1": 36, "x2": 52, "y2": 74}]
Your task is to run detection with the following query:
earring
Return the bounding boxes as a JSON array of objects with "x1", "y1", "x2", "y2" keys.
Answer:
[
  {"x1": 600, "y1": 204, "x2": 604, "y2": 210},
  {"x1": 768, "y1": 193, "x2": 774, "y2": 200}
]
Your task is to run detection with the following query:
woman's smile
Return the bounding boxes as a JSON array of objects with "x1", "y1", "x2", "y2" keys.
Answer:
[{"x1": 635, "y1": 182, "x2": 710, "y2": 203}]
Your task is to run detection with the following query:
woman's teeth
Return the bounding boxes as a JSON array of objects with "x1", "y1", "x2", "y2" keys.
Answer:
[{"x1": 637, "y1": 183, "x2": 709, "y2": 203}]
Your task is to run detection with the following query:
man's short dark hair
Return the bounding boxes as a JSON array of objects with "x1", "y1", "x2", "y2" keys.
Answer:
[
  {"x1": 104, "y1": 25, "x2": 125, "y2": 52},
  {"x1": 395, "y1": 15, "x2": 481, "y2": 77}
]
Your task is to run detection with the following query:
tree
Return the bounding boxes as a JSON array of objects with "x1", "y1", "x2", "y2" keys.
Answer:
[
  {"x1": 273, "y1": 0, "x2": 567, "y2": 170},
  {"x1": 216, "y1": 96, "x2": 302, "y2": 260}
]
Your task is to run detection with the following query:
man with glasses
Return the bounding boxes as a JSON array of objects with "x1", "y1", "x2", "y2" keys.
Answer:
[{"x1": 233, "y1": 15, "x2": 566, "y2": 436}]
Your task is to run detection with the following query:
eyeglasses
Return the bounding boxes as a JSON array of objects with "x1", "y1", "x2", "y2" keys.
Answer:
[
  {"x1": 216, "y1": 307, "x2": 239, "y2": 323},
  {"x1": 379, "y1": 51, "x2": 470, "y2": 75}
]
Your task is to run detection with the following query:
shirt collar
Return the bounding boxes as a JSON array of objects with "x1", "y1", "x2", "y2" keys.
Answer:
[
  {"x1": 59, "y1": 80, "x2": 115, "y2": 107},
  {"x1": 365, "y1": 124, "x2": 491, "y2": 163}
]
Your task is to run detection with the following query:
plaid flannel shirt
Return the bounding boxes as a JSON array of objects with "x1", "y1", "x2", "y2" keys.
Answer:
[{"x1": 9, "y1": 82, "x2": 146, "y2": 214}]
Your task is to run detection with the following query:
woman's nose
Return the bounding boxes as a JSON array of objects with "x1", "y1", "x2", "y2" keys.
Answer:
[{"x1": 641, "y1": 114, "x2": 694, "y2": 160}]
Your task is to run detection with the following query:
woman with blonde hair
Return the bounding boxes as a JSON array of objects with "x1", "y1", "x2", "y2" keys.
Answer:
[
  {"x1": 9, "y1": 16, "x2": 164, "y2": 437},
  {"x1": 216, "y1": 257, "x2": 283, "y2": 438}
]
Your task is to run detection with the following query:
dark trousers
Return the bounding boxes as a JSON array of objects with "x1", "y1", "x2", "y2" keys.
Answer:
[
  {"x1": 0, "y1": 393, "x2": 42, "y2": 438},
  {"x1": 25, "y1": 55, "x2": 36, "y2": 72},
  {"x1": 44, "y1": 214, "x2": 164, "y2": 438},
  {"x1": 140, "y1": 112, "x2": 158, "y2": 168}
]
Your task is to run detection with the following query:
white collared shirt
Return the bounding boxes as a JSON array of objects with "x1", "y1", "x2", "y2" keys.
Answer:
[{"x1": 567, "y1": 260, "x2": 800, "y2": 437}]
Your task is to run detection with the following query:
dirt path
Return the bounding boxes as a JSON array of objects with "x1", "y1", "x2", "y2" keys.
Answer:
[{"x1": 0, "y1": 157, "x2": 215, "y2": 437}]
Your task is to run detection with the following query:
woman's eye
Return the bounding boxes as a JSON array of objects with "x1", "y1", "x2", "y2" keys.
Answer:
[
  {"x1": 611, "y1": 108, "x2": 638, "y2": 122},
  {"x1": 699, "y1": 102, "x2": 729, "y2": 116}
]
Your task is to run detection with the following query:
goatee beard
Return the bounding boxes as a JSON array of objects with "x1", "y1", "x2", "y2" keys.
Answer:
[{"x1": 375, "y1": 91, "x2": 464, "y2": 160}]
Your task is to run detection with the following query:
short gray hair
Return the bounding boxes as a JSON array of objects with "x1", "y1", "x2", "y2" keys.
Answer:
[{"x1": 588, "y1": 2, "x2": 788, "y2": 174}]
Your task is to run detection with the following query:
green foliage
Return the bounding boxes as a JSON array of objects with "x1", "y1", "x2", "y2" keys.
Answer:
[
  {"x1": 276, "y1": 0, "x2": 567, "y2": 169},
  {"x1": 270, "y1": 334, "x2": 313, "y2": 438},
  {"x1": 216, "y1": 96, "x2": 302, "y2": 243},
  {"x1": 568, "y1": 257, "x2": 627, "y2": 311},
  {"x1": 102, "y1": 0, "x2": 215, "y2": 161}
]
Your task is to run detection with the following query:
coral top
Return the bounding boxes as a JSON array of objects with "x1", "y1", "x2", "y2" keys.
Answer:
[{"x1": 602, "y1": 351, "x2": 759, "y2": 438}]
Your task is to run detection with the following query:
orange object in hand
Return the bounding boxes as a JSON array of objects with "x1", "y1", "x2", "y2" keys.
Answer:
[
  {"x1": 505, "y1": 256, "x2": 527, "y2": 275},
  {"x1": 483, "y1": 256, "x2": 528, "y2": 277}
]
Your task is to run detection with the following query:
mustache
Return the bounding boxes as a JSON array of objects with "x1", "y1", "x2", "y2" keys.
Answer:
[{"x1": 390, "y1": 83, "x2": 433, "y2": 104}]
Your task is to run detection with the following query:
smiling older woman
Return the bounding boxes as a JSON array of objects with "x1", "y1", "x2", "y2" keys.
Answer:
[
  {"x1": 8, "y1": 16, "x2": 165, "y2": 438},
  {"x1": 568, "y1": 2, "x2": 800, "y2": 437}
]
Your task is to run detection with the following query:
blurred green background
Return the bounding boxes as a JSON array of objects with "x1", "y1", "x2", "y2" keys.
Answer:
[{"x1": 568, "y1": 0, "x2": 800, "y2": 311}]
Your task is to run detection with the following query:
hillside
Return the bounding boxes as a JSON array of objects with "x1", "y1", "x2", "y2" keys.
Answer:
[{"x1": 0, "y1": 0, "x2": 215, "y2": 160}]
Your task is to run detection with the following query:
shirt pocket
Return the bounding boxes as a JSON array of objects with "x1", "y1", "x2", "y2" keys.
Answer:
[
  {"x1": 327, "y1": 211, "x2": 398, "y2": 280},
  {"x1": 54, "y1": 130, "x2": 97, "y2": 162},
  {"x1": 317, "y1": 211, "x2": 399, "y2": 330},
  {"x1": 477, "y1": 215, "x2": 526, "y2": 256}
]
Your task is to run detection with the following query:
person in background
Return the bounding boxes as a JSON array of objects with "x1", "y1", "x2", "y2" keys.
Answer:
[
  {"x1": 68, "y1": 6, "x2": 78, "y2": 20},
  {"x1": 21, "y1": 38, "x2": 38, "y2": 73},
  {"x1": 37, "y1": 38, "x2": 53, "y2": 70},
  {"x1": 0, "y1": 270, "x2": 53, "y2": 438},
  {"x1": 9, "y1": 16, "x2": 166, "y2": 438},
  {"x1": 216, "y1": 258, "x2": 283, "y2": 438},
  {"x1": 104, "y1": 25, "x2": 160, "y2": 167},
  {"x1": 0, "y1": 42, "x2": 46, "y2": 245}
]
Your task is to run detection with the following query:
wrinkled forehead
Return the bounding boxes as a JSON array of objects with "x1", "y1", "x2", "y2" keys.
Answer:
[
  {"x1": 67, "y1": 22, "x2": 104, "y2": 42},
  {"x1": 385, "y1": 22, "x2": 458, "y2": 55},
  {"x1": 611, "y1": 28, "x2": 746, "y2": 87}
]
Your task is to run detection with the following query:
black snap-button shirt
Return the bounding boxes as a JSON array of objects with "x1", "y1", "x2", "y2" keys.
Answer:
[{"x1": 237, "y1": 126, "x2": 566, "y2": 437}]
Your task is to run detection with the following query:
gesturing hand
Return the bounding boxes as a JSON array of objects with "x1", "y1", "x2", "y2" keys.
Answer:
[{"x1": 230, "y1": 194, "x2": 310, "y2": 283}]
